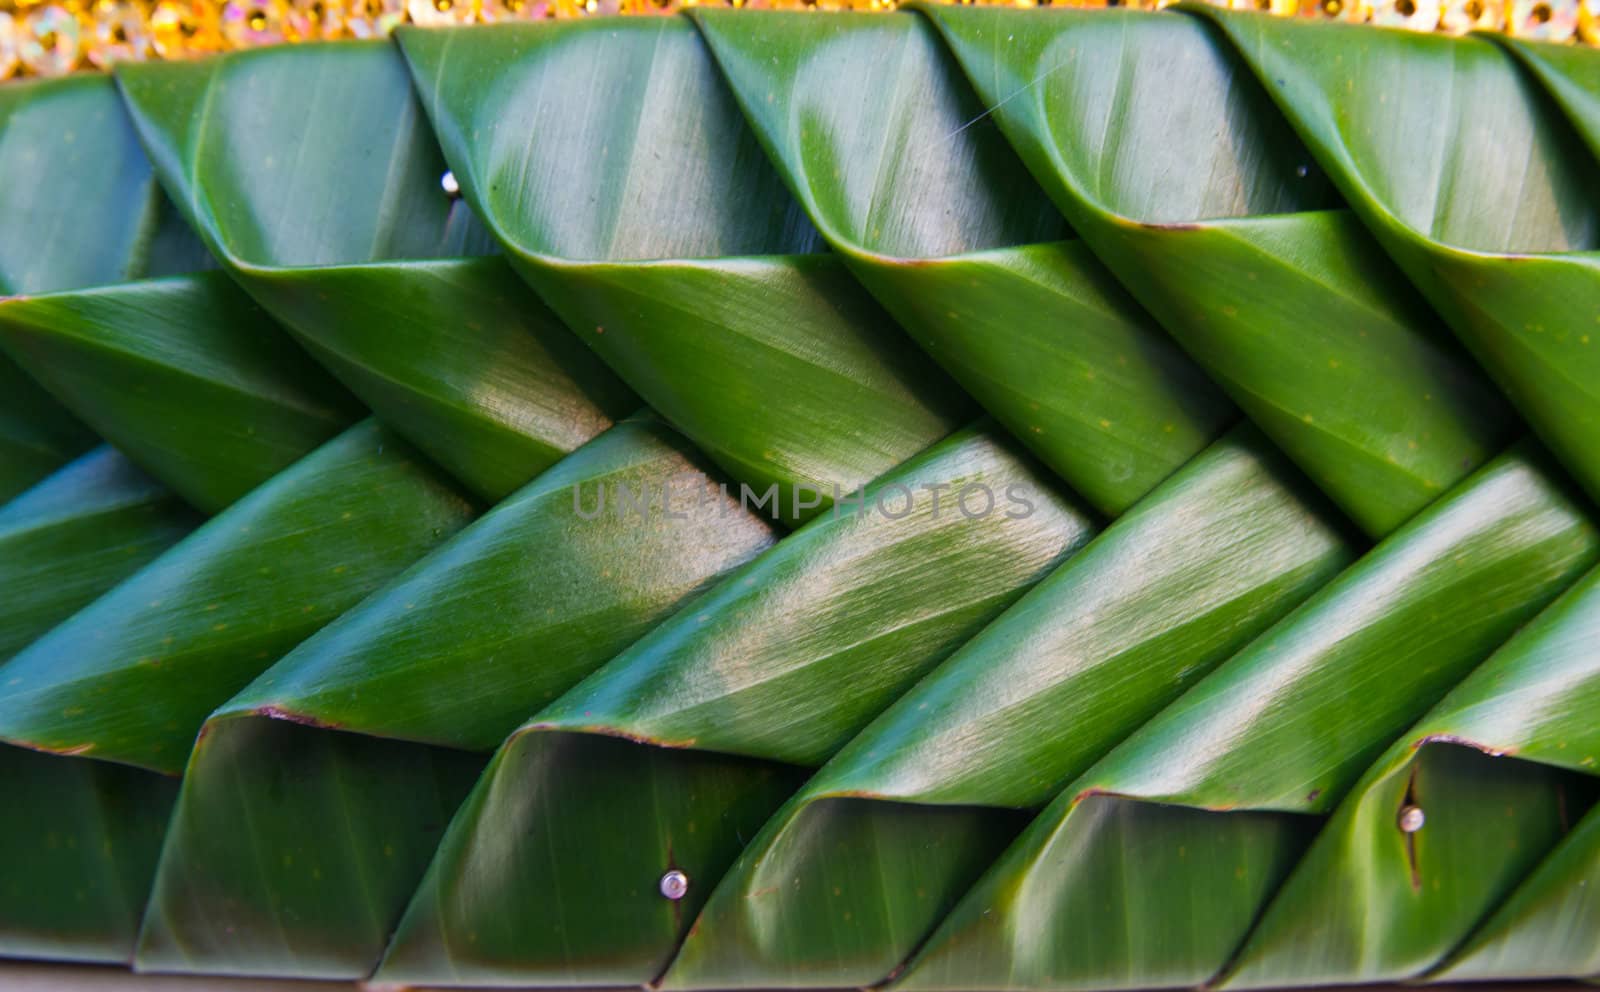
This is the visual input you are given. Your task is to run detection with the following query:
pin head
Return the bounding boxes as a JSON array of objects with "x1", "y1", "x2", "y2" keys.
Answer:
[
  {"x1": 659, "y1": 869, "x2": 689, "y2": 900},
  {"x1": 440, "y1": 170, "x2": 461, "y2": 200},
  {"x1": 1398, "y1": 805, "x2": 1426, "y2": 833}
]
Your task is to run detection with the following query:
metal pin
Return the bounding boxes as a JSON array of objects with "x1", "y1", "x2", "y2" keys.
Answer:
[
  {"x1": 1398, "y1": 805, "x2": 1426, "y2": 833},
  {"x1": 659, "y1": 869, "x2": 689, "y2": 900},
  {"x1": 440, "y1": 170, "x2": 461, "y2": 200}
]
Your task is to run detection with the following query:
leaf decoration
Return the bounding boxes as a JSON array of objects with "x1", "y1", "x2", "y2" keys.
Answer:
[
  {"x1": 0, "y1": 419, "x2": 477, "y2": 775},
  {"x1": 1499, "y1": 38, "x2": 1600, "y2": 161},
  {"x1": 1199, "y1": 8, "x2": 1600, "y2": 512},
  {"x1": 399, "y1": 18, "x2": 972, "y2": 523},
  {"x1": 377, "y1": 424, "x2": 1096, "y2": 986},
  {"x1": 0, "y1": 448, "x2": 197, "y2": 662},
  {"x1": 661, "y1": 426, "x2": 1354, "y2": 989},
  {"x1": 0, "y1": 77, "x2": 167, "y2": 294},
  {"x1": 0, "y1": 273, "x2": 360, "y2": 514},
  {"x1": 925, "y1": 6, "x2": 1517, "y2": 537},
  {"x1": 1223, "y1": 560, "x2": 1600, "y2": 986},
  {"x1": 897, "y1": 443, "x2": 1597, "y2": 991},
  {"x1": 133, "y1": 416, "x2": 782, "y2": 978},
  {"x1": 0, "y1": 357, "x2": 95, "y2": 505},
  {"x1": 116, "y1": 45, "x2": 636, "y2": 502},
  {"x1": 0, "y1": 73, "x2": 192, "y2": 503},
  {"x1": 0, "y1": 421, "x2": 475, "y2": 964},
  {"x1": 0, "y1": 748, "x2": 178, "y2": 965},
  {"x1": 691, "y1": 10, "x2": 1234, "y2": 517}
]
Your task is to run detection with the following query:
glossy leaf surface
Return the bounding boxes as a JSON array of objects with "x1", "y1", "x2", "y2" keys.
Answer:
[
  {"x1": 899, "y1": 443, "x2": 1597, "y2": 991},
  {"x1": 0, "y1": 748, "x2": 178, "y2": 964},
  {"x1": 400, "y1": 20, "x2": 971, "y2": 522},
  {"x1": 694, "y1": 10, "x2": 1234, "y2": 517},
  {"x1": 136, "y1": 417, "x2": 778, "y2": 977},
  {"x1": 0, "y1": 273, "x2": 359, "y2": 513},
  {"x1": 1201, "y1": 8, "x2": 1600, "y2": 510},
  {"x1": 0, "y1": 420, "x2": 477, "y2": 775},
  {"x1": 117, "y1": 45, "x2": 633, "y2": 501},
  {"x1": 0, "y1": 73, "x2": 193, "y2": 503},
  {"x1": 380, "y1": 425, "x2": 1095, "y2": 985},
  {"x1": 663, "y1": 427, "x2": 1355, "y2": 989},
  {"x1": 1227, "y1": 560, "x2": 1600, "y2": 985},
  {"x1": 0, "y1": 448, "x2": 196, "y2": 662},
  {"x1": 927, "y1": 6, "x2": 1516, "y2": 536}
]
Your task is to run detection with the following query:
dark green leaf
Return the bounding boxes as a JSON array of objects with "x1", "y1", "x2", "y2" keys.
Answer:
[
  {"x1": 0, "y1": 273, "x2": 360, "y2": 513},
  {"x1": 0, "y1": 419, "x2": 477, "y2": 774},
  {"x1": 0, "y1": 448, "x2": 196, "y2": 661},
  {"x1": 400, "y1": 19, "x2": 972, "y2": 522},
  {"x1": 1200, "y1": 8, "x2": 1600, "y2": 511},
  {"x1": 898, "y1": 443, "x2": 1596, "y2": 991},
  {"x1": 927, "y1": 6, "x2": 1516, "y2": 536},
  {"x1": 692, "y1": 9, "x2": 1234, "y2": 516},
  {"x1": 663, "y1": 426, "x2": 1354, "y2": 989},
  {"x1": 378, "y1": 424, "x2": 1095, "y2": 986},
  {"x1": 132, "y1": 415, "x2": 779, "y2": 977},
  {"x1": 117, "y1": 45, "x2": 633, "y2": 501}
]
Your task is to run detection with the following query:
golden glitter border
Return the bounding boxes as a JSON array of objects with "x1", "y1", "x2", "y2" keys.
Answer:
[{"x1": 0, "y1": 0, "x2": 1592, "y2": 83}]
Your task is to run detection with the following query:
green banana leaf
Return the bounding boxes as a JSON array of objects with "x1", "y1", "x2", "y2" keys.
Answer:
[
  {"x1": 0, "y1": 420, "x2": 477, "y2": 963},
  {"x1": 0, "y1": 356, "x2": 94, "y2": 506},
  {"x1": 136, "y1": 415, "x2": 779, "y2": 978},
  {"x1": 0, "y1": 74, "x2": 182, "y2": 500},
  {"x1": 0, "y1": 748, "x2": 178, "y2": 964},
  {"x1": 1499, "y1": 37, "x2": 1600, "y2": 159},
  {"x1": 0, "y1": 13, "x2": 1595, "y2": 989},
  {"x1": 0, "y1": 420, "x2": 476, "y2": 770},
  {"x1": 0, "y1": 77, "x2": 199, "y2": 665},
  {"x1": 399, "y1": 18, "x2": 972, "y2": 523},
  {"x1": 897, "y1": 442, "x2": 1596, "y2": 991},
  {"x1": 377, "y1": 423, "x2": 1096, "y2": 986},
  {"x1": 1223, "y1": 560, "x2": 1600, "y2": 986},
  {"x1": 660, "y1": 425, "x2": 1355, "y2": 990},
  {"x1": 0, "y1": 273, "x2": 360, "y2": 514},
  {"x1": 0, "y1": 77, "x2": 364, "y2": 674},
  {"x1": 116, "y1": 43, "x2": 638, "y2": 503},
  {"x1": 381, "y1": 19, "x2": 1268, "y2": 985},
  {"x1": 640, "y1": 11, "x2": 1555, "y2": 988},
  {"x1": 919, "y1": 5, "x2": 1516, "y2": 536},
  {"x1": 1198, "y1": 8, "x2": 1600, "y2": 511},
  {"x1": 0, "y1": 448, "x2": 197, "y2": 662},
  {"x1": 688, "y1": 10, "x2": 1235, "y2": 517}
]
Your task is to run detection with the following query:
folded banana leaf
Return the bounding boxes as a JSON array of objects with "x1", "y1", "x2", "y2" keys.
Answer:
[
  {"x1": 377, "y1": 19, "x2": 1261, "y2": 984},
  {"x1": 0, "y1": 74, "x2": 370, "y2": 667},
  {"x1": 3, "y1": 10, "x2": 1600, "y2": 990},
  {"x1": 660, "y1": 425, "x2": 1354, "y2": 990},
  {"x1": 687, "y1": 11, "x2": 1235, "y2": 517},
  {"x1": 0, "y1": 449, "x2": 197, "y2": 662},
  {"x1": 0, "y1": 273, "x2": 360, "y2": 514},
  {"x1": 897, "y1": 441, "x2": 1596, "y2": 992},
  {"x1": 400, "y1": 18, "x2": 973, "y2": 523},
  {"x1": 0, "y1": 75, "x2": 171, "y2": 500},
  {"x1": 377, "y1": 422, "x2": 1097, "y2": 986},
  {"x1": 0, "y1": 355, "x2": 94, "y2": 506},
  {"x1": 1220, "y1": 559, "x2": 1600, "y2": 987},
  {"x1": 116, "y1": 42, "x2": 638, "y2": 503},
  {"x1": 1428, "y1": 570, "x2": 1600, "y2": 979},
  {"x1": 639, "y1": 11, "x2": 1552, "y2": 988},
  {"x1": 1200, "y1": 9, "x2": 1600, "y2": 510},
  {"x1": 135, "y1": 415, "x2": 780, "y2": 978},
  {"x1": 0, "y1": 419, "x2": 476, "y2": 963},
  {"x1": 917, "y1": 5, "x2": 1515, "y2": 536}
]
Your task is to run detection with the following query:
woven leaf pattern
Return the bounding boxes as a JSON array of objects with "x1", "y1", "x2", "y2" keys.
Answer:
[{"x1": 0, "y1": 9, "x2": 1596, "y2": 989}]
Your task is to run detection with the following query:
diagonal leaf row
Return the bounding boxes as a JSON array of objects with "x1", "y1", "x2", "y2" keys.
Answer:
[{"x1": 0, "y1": 8, "x2": 1596, "y2": 990}]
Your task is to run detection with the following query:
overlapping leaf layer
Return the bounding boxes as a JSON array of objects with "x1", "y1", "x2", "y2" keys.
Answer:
[{"x1": 0, "y1": 8, "x2": 1598, "y2": 989}]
